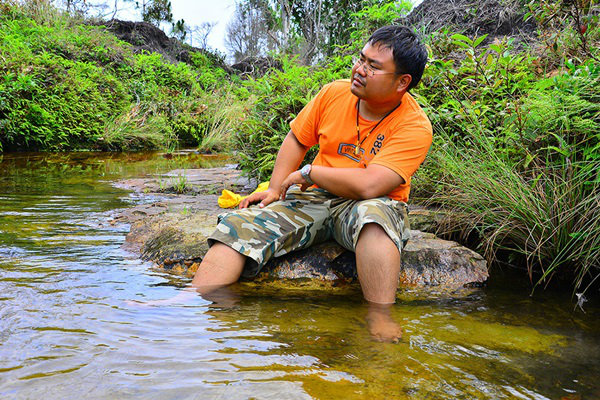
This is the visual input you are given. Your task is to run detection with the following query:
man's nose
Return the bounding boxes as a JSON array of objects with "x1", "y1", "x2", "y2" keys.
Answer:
[{"x1": 355, "y1": 63, "x2": 368, "y2": 76}]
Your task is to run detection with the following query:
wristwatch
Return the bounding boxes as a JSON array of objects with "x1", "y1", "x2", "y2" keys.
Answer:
[{"x1": 300, "y1": 164, "x2": 314, "y2": 185}]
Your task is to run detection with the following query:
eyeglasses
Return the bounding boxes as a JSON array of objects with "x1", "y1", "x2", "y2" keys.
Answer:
[{"x1": 352, "y1": 56, "x2": 396, "y2": 78}]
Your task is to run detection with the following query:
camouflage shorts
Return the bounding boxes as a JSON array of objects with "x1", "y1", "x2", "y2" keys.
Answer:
[{"x1": 208, "y1": 187, "x2": 411, "y2": 278}]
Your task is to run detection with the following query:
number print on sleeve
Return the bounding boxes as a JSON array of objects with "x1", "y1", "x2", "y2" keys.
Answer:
[{"x1": 370, "y1": 134, "x2": 385, "y2": 155}]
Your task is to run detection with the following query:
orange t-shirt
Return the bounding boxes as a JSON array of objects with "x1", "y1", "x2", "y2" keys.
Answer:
[{"x1": 290, "y1": 79, "x2": 432, "y2": 202}]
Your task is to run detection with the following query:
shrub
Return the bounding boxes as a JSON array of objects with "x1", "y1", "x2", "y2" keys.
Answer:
[
  {"x1": 189, "y1": 51, "x2": 229, "y2": 91},
  {"x1": 0, "y1": 43, "x2": 130, "y2": 149}
]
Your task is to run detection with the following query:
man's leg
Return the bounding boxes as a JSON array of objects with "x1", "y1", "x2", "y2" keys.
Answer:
[
  {"x1": 332, "y1": 197, "x2": 410, "y2": 342},
  {"x1": 192, "y1": 242, "x2": 246, "y2": 289},
  {"x1": 126, "y1": 243, "x2": 245, "y2": 307},
  {"x1": 332, "y1": 197, "x2": 409, "y2": 304},
  {"x1": 355, "y1": 223, "x2": 403, "y2": 342},
  {"x1": 200, "y1": 188, "x2": 335, "y2": 286},
  {"x1": 355, "y1": 223, "x2": 401, "y2": 304}
]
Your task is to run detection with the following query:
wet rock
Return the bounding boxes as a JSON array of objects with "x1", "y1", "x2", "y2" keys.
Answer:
[
  {"x1": 405, "y1": 208, "x2": 447, "y2": 233},
  {"x1": 118, "y1": 166, "x2": 488, "y2": 291},
  {"x1": 125, "y1": 208, "x2": 488, "y2": 290},
  {"x1": 125, "y1": 209, "x2": 216, "y2": 255},
  {"x1": 113, "y1": 165, "x2": 254, "y2": 196},
  {"x1": 253, "y1": 231, "x2": 488, "y2": 290},
  {"x1": 398, "y1": 231, "x2": 488, "y2": 288}
]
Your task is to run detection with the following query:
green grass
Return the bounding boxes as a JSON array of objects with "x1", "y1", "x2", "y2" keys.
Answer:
[{"x1": 411, "y1": 24, "x2": 600, "y2": 295}]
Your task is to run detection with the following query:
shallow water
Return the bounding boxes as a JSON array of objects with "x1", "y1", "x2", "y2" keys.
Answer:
[{"x1": 0, "y1": 152, "x2": 598, "y2": 400}]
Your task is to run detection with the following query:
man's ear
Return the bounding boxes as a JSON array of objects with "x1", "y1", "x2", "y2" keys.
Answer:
[{"x1": 396, "y1": 74, "x2": 412, "y2": 93}]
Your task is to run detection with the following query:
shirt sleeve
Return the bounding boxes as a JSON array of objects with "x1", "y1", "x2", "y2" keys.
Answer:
[
  {"x1": 370, "y1": 123, "x2": 433, "y2": 183},
  {"x1": 289, "y1": 83, "x2": 333, "y2": 148}
]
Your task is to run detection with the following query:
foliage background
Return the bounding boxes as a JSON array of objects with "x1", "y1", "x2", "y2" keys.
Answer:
[{"x1": 0, "y1": 0, "x2": 236, "y2": 151}]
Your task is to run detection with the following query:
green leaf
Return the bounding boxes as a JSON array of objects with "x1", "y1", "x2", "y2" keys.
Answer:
[
  {"x1": 523, "y1": 153, "x2": 536, "y2": 169},
  {"x1": 489, "y1": 44, "x2": 502, "y2": 53},
  {"x1": 545, "y1": 145, "x2": 570, "y2": 157},
  {"x1": 534, "y1": 78, "x2": 555, "y2": 90},
  {"x1": 569, "y1": 232, "x2": 586, "y2": 240},
  {"x1": 451, "y1": 34, "x2": 472, "y2": 46},
  {"x1": 473, "y1": 34, "x2": 488, "y2": 47},
  {"x1": 453, "y1": 41, "x2": 471, "y2": 49}
]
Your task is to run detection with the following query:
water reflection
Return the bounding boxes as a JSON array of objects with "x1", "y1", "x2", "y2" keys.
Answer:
[{"x1": 0, "y1": 152, "x2": 598, "y2": 399}]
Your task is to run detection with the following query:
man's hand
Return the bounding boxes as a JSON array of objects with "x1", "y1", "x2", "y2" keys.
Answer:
[
  {"x1": 280, "y1": 170, "x2": 311, "y2": 201},
  {"x1": 239, "y1": 188, "x2": 280, "y2": 209}
]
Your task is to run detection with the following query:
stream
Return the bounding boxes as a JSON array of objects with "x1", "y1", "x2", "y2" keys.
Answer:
[{"x1": 0, "y1": 152, "x2": 598, "y2": 399}]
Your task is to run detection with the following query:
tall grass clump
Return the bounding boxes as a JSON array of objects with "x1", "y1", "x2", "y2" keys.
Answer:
[
  {"x1": 194, "y1": 85, "x2": 248, "y2": 153},
  {"x1": 429, "y1": 137, "x2": 599, "y2": 294}
]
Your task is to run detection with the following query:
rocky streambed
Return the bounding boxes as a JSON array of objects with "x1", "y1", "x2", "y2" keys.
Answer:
[{"x1": 113, "y1": 165, "x2": 488, "y2": 292}]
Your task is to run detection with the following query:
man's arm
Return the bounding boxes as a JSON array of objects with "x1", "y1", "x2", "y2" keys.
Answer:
[
  {"x1": 239, "y1": 130, "x2": 309, "y2": 208},
  {"x1": 280, "y1": 163, "x2": 405, "y2": 201}
]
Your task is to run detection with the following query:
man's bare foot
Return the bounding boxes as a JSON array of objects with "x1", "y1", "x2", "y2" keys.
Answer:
[
  {"x1": 366, "y1": 303, "x2": 403, "y2": 343},
  {"x1": 125, "y1": 285, "x2": 240, "y2": 308},
  {"x1": 126, "y1": 289, "x2": 198, "y2": 307},
  {"x1": 199, "y1": 285, "x2": 241, "y2": 308}
]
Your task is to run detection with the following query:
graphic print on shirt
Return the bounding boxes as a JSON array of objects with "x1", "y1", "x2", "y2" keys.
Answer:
[
  {"x1": 337, "y1": 143, "x2": 363, "y2": 162},
  {"x1": 338, "y1": 133, "x2": 386, "y2": 164}
]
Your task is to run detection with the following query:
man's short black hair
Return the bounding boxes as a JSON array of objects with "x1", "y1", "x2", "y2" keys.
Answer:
[{"x1": 367, "y1": 25, "x2": 427, "y2": 91}]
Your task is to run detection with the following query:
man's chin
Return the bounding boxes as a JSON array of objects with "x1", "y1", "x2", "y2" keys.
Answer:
[{"x1": 350, "y1": 84, "x2": 364, "y2": 98}]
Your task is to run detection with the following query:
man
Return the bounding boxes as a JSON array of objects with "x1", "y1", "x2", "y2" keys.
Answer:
[{"x1": 194, "y1": 26, "x2": 431, "y2": 341}]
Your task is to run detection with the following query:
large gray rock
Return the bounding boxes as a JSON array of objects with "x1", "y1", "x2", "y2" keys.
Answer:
[
  {"x1": 115, "y1": 167, "x2": 488, "y2": 291},
  {"x1": 124, "y1": 210, "x2": 488, "y2": 290}
]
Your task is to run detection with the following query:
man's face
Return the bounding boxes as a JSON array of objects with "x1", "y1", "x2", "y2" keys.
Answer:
[{"x1": 350, "y1": 42, "x2": 405, "y2": 102}]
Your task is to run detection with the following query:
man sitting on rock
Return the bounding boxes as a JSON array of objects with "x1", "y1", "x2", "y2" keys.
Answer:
[{"x1": 194, "y1": 25, "x2": 431, "y2": 341}]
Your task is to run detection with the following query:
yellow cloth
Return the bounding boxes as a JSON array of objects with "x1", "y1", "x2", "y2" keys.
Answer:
[{"x1": 218, "y1": 181, "x2": 270, "y2": 208}]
